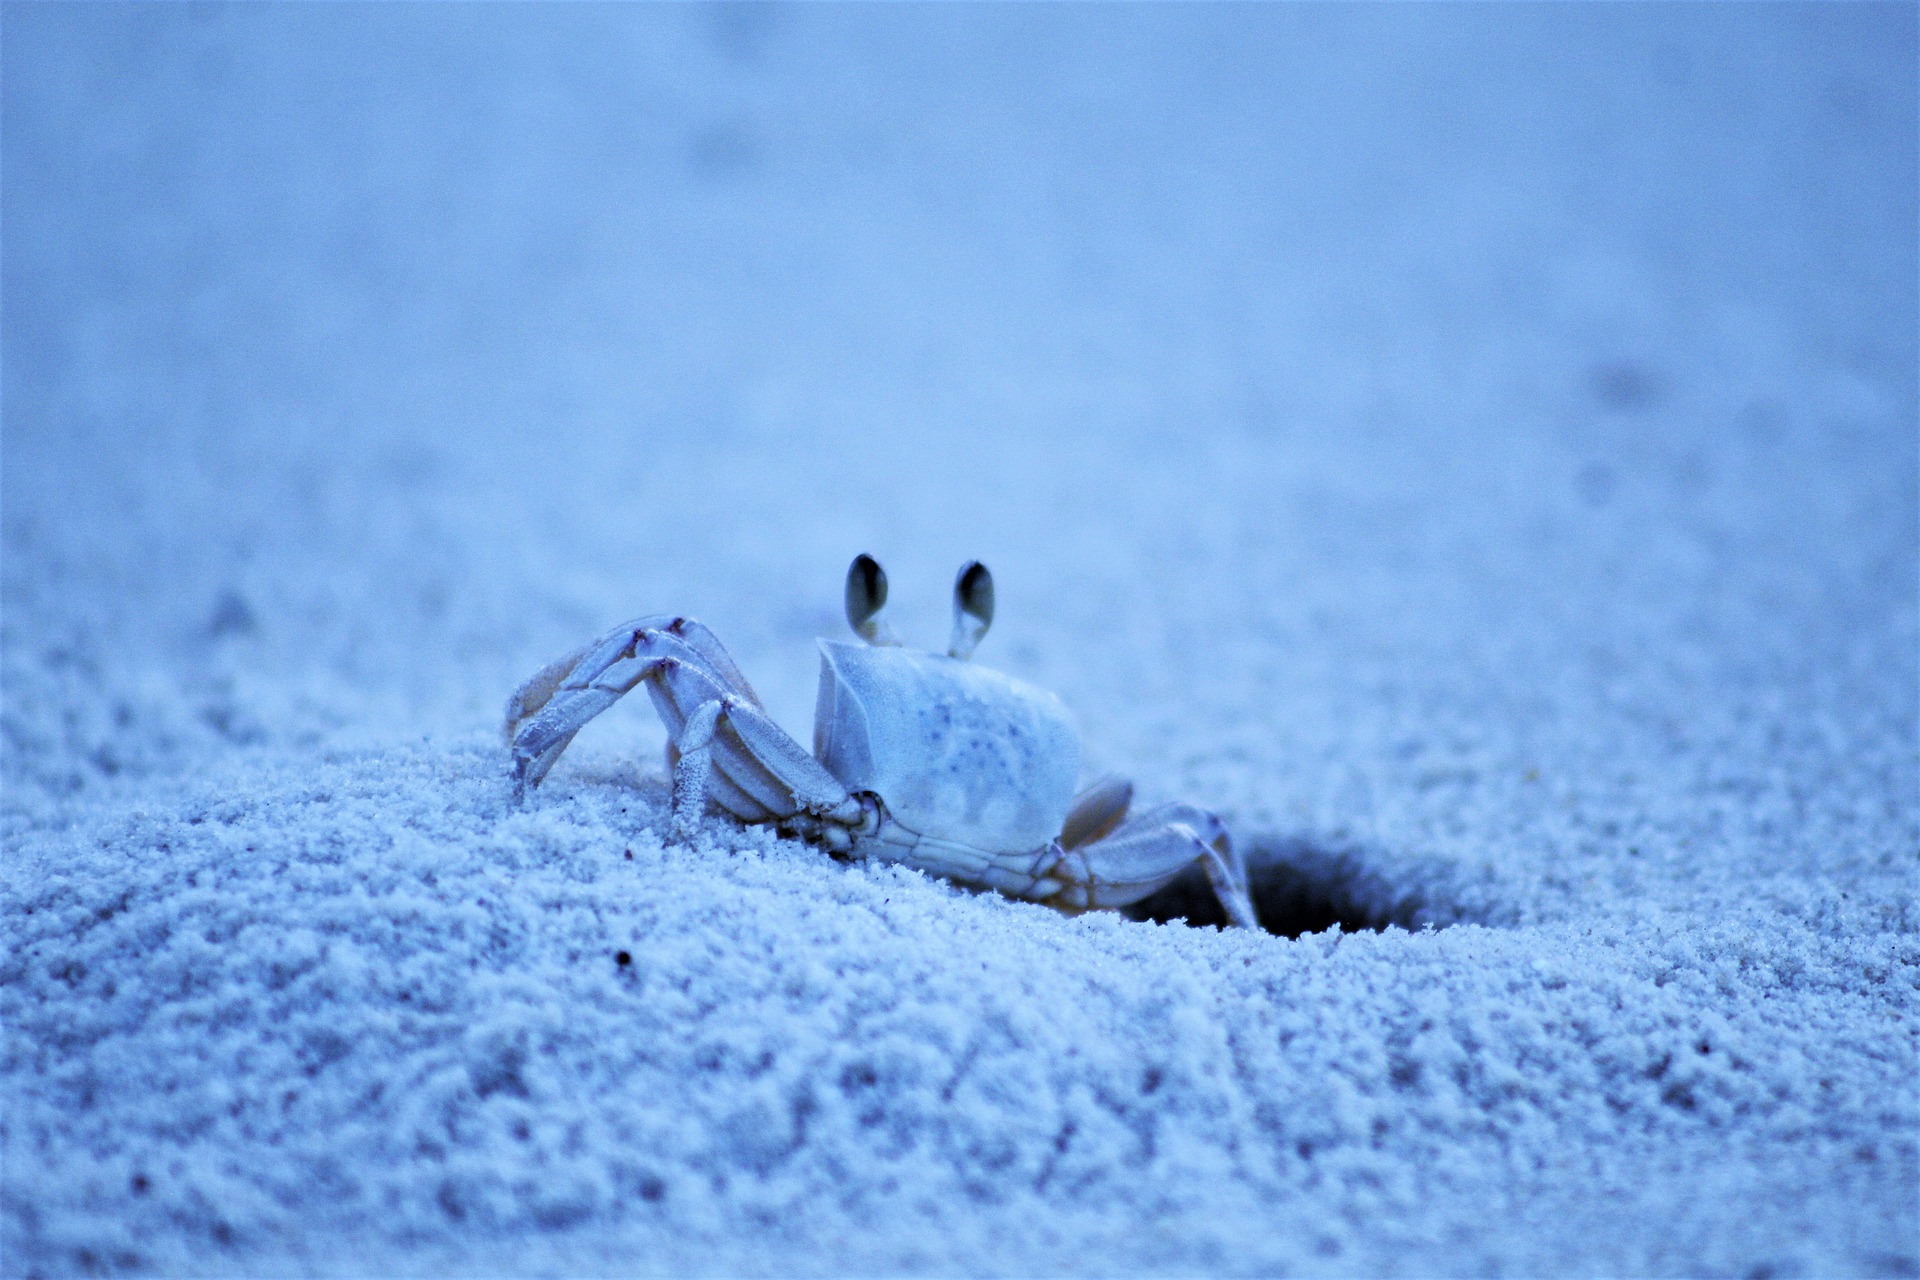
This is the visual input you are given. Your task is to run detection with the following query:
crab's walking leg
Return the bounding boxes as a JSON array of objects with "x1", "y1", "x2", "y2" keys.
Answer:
[
  {"x1": 507, "y1": 618, "x2": 760, "y2": 795},
  {"x1": 509, "y1": 650, "x2": 679, "y2": 797},
  {"x1": 1053, "y1": 802, "x2": 1259, "y2": 929},
  {"x1": 503, "y1": 635, "x2": 605, "y2": 746},
  {"x1": 669, "y1": 700, "x2": 723, "y2": 837},
  {"x1": 660, "y1": 694, "x2": 863, "y2": 839},
  {"x1": 1192, "y1": 820, "x2": 1259, "y2": 932},
  {"x1": 508, "y1": 622, "x2": 862, "y2": 835},
  {"x1": 504, "y1": 616, "x2": 763, "y2": 745}
]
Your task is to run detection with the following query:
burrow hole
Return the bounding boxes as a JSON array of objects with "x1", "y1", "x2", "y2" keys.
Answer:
[{"x1": 1124, "y1": 834, "x2": 1479, "y2": 938}]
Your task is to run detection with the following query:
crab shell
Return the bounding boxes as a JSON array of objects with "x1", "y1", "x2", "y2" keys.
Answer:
[{"x1": 812, "y1": 639, "x2": 1082, "y2": 855}]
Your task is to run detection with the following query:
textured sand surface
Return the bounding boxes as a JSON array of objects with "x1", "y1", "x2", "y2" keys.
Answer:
[{"x1": 4, "y1": 6, "x2": 1915, "y2": 1276}]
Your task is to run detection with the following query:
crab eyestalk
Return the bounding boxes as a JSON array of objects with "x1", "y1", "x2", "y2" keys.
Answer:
[
  {"x1": 845, "y1": 554, "x2": 902, "y2": 646},
  {"x1": 947, "y1": 561, "x2": 994, "y2": 660}
]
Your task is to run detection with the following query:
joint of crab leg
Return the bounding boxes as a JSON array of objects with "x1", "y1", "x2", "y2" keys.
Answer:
[
  {"x1": 503, "y1": 635, "x2": 600, "y2": 744},
  {"x1": 947, "y1": 561, "x2": 995, "y2": 660},
  {"x1": 772, "y1": 792, "x2": 867, "y2": 851},
  {"x1": 846, "y1": 554, "x2": 901, "y2": 647}
]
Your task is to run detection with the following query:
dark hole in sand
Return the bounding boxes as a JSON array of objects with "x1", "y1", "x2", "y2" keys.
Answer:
[{"x1": 1124, "y1": 834, "x2": 1466, "y2": 938}]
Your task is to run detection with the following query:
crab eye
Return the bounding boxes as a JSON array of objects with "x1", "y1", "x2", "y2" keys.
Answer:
[
  {"x1": 948, "y1": 560, "x2": 994, "y2": 660},
  {"x1": 846, "y1": 554, "x2": 900, "y2": 645}
]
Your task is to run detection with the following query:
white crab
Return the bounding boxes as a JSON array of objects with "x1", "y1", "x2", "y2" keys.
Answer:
[{"x1": 504, "y1": 556, "x2": 1259, "y2": 929}]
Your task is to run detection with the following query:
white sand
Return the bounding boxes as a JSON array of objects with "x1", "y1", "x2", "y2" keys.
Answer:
[{"x1": 4, "y1": 6, "x2": 1914, "y2": 1275}]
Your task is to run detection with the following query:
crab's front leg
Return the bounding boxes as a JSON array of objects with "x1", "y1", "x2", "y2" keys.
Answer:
[
  {"x1": 658, "y1": 686, "x2": 866, "y2": 839},
  {"x1": 1039, "y1": 792, "x2": 1259, "y2": 929},
  {"x1": 506, "y1": 619, "x2": 863, "y2": 838}
]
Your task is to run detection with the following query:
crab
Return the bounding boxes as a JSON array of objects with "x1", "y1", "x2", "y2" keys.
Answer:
[{"x1": 504, "y1": 555, "x2": 1259, "y2": 929}]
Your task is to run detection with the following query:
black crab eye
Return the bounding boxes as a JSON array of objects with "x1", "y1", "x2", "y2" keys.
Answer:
[
  {"x1": 846, "y1": 554, "x2": 898, "y2": 645},
  {"x1": 955, "y1": 561, "x2": 993, "y2": 627},
  {"x1": 948, "y1": 560, "x2": 994, "y2": 659}
]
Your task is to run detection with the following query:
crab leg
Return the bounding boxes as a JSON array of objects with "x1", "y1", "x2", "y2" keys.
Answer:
[
  {"x1": 1044, "y1": 802, "x2": 1259, "y2": 929},
  {"x1": 852, "y1": 795, "x2": 1257, "y2": 929},
  {"x1": 509, "y1": 651, "x2": 680, "y2": 794},
  {"x1": 669, "y1": 700, "x2": 723, "y2": 836},
  {"x1": 631, "y1": 652, "x2": 856, "y2": 825},
  {"x1": 508, "y1": 623, "x2": 861, "y2": 833},
  {"x1": 503, "y1": 635, "x2": 605, "y2": 746},
  {"x1": 506, "y1": 618, "x2": 762, "y2": 800},
  {"x1": 504, "y1": 615, "x2": 761, "y2": 745},
  {"x1": 664, "y1": 694, "x2": 862, "y2": 837}
]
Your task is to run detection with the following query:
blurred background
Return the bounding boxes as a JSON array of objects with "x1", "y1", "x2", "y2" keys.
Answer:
[{"x1": 5, "y1": 4, "x2": 1914, "y2": 915}]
